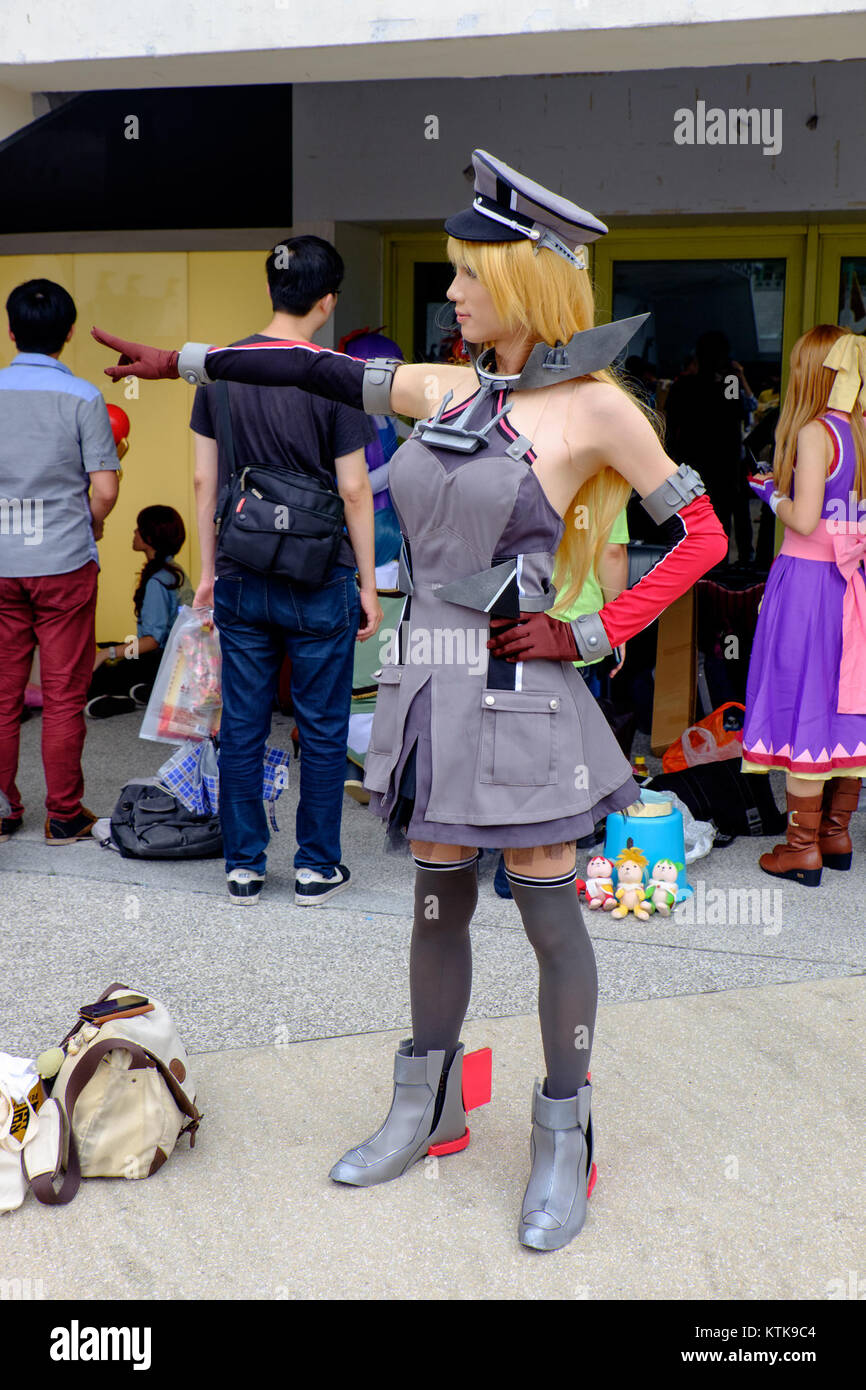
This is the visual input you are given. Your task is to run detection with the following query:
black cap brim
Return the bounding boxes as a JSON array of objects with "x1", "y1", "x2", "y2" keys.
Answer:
[{"x1": 443, "y1": 206, "x2": 526, "y2": 243}]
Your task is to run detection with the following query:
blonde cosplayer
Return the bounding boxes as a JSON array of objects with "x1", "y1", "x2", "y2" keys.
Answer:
[
  {"x1": 445, "y1": 233, "x2": 658, "y2": 615},
  {"x1": 94, "y1": 148, "x2": 727, "y2": 1255}
]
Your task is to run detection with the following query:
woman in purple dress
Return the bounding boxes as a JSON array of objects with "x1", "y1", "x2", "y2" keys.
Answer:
[{"x1": 744, "y1": 325, "x2": 866, "y2": 885}]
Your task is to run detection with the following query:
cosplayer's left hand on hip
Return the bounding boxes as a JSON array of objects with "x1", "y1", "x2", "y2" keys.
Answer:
[
  {"x1": 91, "y1": 327, "x2": 180, "y2": 381},
  {"x1": 487, "y1": 612, "x2": 578, "y2": 663}
]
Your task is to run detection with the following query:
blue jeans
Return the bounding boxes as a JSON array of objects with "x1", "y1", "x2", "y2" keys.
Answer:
[{"x1": 213, "y1": 565, "x2": 360, "y2": 875}]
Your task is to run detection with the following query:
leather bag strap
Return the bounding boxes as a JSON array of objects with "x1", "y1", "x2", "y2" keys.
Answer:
[{"x1": 26, "y1": 1037, "x2": 154, "y2": 1206}]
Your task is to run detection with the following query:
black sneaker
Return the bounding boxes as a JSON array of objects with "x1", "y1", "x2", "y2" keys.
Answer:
[
  {"x1": 294, "y1": 864, "x2": 351, "y2": 906},
  {"x1": 0, "y1": 815, "x2": 23, "y2": 843},
  {"x1": 227, "y1": 869, "x2": 265, "y2": 905},
  {"x1": 86, "y1": 695, "x2": 136, "y2": 719},
  {"x1": 128, "y1": 684, "x2": 151, "y2": 707},
  {"x1": 45, "y1": 807, "x2": 98, "y2": 844}
]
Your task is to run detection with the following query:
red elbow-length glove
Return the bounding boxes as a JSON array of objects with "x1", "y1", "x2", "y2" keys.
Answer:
[{"x1": 488, "y1": 491, "x2": 728, "y2": 663}]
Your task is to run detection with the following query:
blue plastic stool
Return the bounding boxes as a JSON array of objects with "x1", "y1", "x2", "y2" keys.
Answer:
[{"x1": 603, "y1": 789, "x2": 693, "y2": 902}]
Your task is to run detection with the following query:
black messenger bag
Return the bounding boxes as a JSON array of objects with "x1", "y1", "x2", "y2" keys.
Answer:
[
  {"x1": 109, "y1": 781, "x2": 223, "y2": 860},
  {"x1": 213, "y1": 382, "x2": 346, "y2": 585}
]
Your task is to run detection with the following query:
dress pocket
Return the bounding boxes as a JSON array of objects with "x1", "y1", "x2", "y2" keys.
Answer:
[
  {"x1": 479, "y1": 688, "x2": 560, "y2": 787},
  {"x1": 368, "y1": 664, "x2": 405, "y2": 756}
]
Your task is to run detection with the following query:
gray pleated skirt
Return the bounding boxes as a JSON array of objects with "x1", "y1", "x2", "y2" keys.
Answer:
[{"x1": 367, "y1": 681, "x2": 640, "y2": 849}]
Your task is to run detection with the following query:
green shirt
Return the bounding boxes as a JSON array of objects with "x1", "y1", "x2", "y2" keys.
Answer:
[{"x1": 556, "y1": 509, "x2": 629, "y2": 667}]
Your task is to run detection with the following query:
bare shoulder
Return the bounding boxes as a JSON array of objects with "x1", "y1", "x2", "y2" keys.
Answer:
[
  {"x1": 798, "y1": 417, "x2": 831, "y2": 443},
  {"x1": 796, "y1": 417, "x2": 834, "y2": 467},
  {"x1": 568, "y1": 376, "x2": 644, "y2": 422},
  {"x1": 563, "y1": 376, "x2": 656, "y2": 447}
]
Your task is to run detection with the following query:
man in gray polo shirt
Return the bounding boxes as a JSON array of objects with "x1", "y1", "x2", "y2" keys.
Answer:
[{"x1": 0, "y1": 279, "x2": 120, "y2": 843}]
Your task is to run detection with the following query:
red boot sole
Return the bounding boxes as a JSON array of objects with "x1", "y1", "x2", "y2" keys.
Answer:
[
  {"x1": 428, "y1": 1056, "x2": 598, "y2": 1202},
  {"x1": 588, "y1": 1161, "x2": 597, "y2": 1198}
]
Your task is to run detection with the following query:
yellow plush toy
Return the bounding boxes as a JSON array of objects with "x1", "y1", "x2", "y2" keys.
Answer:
[{"x1": 612, "y1": 842, "x2": 651, "y2": 920}]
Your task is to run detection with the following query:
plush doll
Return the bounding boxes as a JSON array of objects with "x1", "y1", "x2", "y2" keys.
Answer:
[
  {"x1": 646, "y1": 858, "x2": 683, "y2": 915},
  {"x1": 612, "y1": 842, "x2": 651, "y2": 919},
  {"x1": 584, "y1": 855, "x2": 617, "y2": 910}
]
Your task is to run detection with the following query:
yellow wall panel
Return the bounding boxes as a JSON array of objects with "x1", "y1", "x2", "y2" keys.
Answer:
[
  {"x1": 72, "y1": 253, "x2": 190, "y2": 641},
  {"x1": 187, "y1": 251, "x2": 271, "y2": 348},
  {"x1": 1, "y1": 249, "x2": 272, "y2": 641}
]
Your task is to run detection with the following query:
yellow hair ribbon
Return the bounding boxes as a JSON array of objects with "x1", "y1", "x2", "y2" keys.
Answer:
[{"x1": 823, "y1": 333, "x2": 866, "y2": 413}]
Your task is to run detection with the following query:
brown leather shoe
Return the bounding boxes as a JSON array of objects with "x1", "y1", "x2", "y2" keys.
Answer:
[
  {"x1": 0, "y1": 815, "x2": 23, "y2": 843},
  {"x1": 818, "y1": 777, "x2": 861, "y2": 870},
  {"x1": 759, "y1": 790, "x2": 824, "y2": 886},
  {"x1": 44, "y1": 807, "x2": 98, "y2": 845}
]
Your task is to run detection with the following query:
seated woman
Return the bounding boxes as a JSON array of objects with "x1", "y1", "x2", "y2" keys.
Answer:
[{"x1": 86, "y1": 505, "x2": 194, "y2": 718}]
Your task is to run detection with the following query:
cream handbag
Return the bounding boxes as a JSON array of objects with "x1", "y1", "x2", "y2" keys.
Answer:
[{"x1": 24, "y1": 983, "x2": 201, "y2": 1205}]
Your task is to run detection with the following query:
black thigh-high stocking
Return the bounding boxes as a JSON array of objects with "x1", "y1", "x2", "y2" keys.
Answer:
[
  {"x1": 505, "y1": 866, "x2": 598, "y2": 1099},
  {"x1": 409, "y1": 854, "x2": 478, "y2": 1061}
]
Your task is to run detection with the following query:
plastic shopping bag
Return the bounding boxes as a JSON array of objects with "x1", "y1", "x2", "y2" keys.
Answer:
[
  {"x1": 157, "y1": 740, "x2": 293, "y2": 826},
  {"x1": 656, "y1": 790, "x2": 716, "y2": 863},
  {"x1": 140, "y1": 607, "x2": 222, "y2": 744},
  {"x1": 158, "y1": 738, "x2": 221, "y2": 816},
  {"x1": 662, "y1": 702, "x2": 745, "y2": 774}
]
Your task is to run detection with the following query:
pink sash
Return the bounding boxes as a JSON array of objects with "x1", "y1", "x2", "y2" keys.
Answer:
[{"x1": 781, "y1": 522, "x2": 866, "y2": 713}]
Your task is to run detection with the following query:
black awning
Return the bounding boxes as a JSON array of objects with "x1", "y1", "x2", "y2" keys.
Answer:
[{"x1": 0, "y1": 85, "x2": 292, "y2": 234}]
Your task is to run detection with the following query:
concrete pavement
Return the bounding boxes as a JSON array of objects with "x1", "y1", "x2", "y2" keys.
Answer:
[{"x1": 1, "y1": 708, "x2": 864, "y2": 1301}]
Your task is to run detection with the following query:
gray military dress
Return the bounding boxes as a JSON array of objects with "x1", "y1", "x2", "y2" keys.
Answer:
[{"x1": 363, "y1": 380, "x2": 639, "y2": 847}]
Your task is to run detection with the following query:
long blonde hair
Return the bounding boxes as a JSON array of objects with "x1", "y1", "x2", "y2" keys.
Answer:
[
  {"x1": 774, "y1": 325, "x2": 866, "y2": 500},
  {"x1": 446, "y1": 235, "x2": 660, "y2": 611}
]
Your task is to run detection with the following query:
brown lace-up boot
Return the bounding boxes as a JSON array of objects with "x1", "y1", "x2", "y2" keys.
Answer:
[
  {"x1": 818, "y1": 777, "x2": 861, "y2": 870},
  {"x1": 758, "y1": 790, "x2": 824, "y2": 886}
]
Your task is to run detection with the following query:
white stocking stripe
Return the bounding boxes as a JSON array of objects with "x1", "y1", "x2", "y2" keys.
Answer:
[{"x1": 505, "y1": 867, "x2": 577, "y2": 889}]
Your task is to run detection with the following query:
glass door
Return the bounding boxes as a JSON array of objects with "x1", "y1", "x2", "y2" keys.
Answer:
[
  {"x1": 593, "y1": 229, "x2": 805, "y2": 404},
  {"x1": 816, "y1": 227, "x2": 866, "y2": 330},
  {"x1": 593, "y1": 229, "x2": 805, "y2": 566}
]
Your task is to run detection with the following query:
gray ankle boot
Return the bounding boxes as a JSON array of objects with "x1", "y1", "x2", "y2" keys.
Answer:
[
  {"x1": 329, "y1": 1038, "x2": 467, "y2": 1187},
  {"x1": 518, "y1": 1078, "x2": 595, "y2": 1251}
]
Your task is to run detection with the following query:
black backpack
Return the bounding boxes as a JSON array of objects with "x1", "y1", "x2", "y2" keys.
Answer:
[
  {"x1": 109, "y1": 780, "x2": 223, "y2": 860},
  {"x1": 646, "y1": 760, "x2": 786, "y2": 841}
]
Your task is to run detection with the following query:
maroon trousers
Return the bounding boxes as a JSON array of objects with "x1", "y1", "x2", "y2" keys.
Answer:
[{"x1": 0, "y1": 561, "x2": 98, "y2": 820}]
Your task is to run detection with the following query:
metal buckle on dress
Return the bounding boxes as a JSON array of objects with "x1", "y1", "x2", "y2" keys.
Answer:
[
  {"x1": 415, "y1": 386, "x2": 513, "y2": 454},
  {"x1": 541, "y1": 342, "x2": 569, "y2": 370}
]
